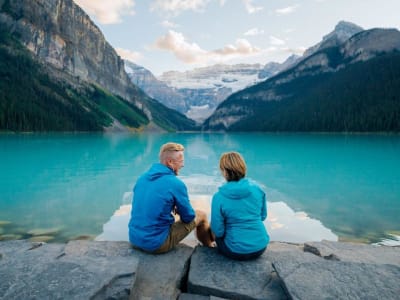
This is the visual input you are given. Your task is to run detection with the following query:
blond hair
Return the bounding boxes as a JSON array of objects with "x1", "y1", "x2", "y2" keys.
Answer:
[
  {"x1": 159, "y1": 142, "x2": 184, "y2": 163},
  {"x1": 219, "y1": 151, "x2": 247, "y2": 182}
]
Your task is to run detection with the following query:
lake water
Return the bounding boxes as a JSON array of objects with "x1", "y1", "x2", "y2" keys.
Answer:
[{"x1": 0, "y1": 133, "x2": 399, "y2": 246}]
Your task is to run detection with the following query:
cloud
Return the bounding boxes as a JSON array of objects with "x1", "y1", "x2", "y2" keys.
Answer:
[
  {"x1": 244, "y1": 27, "x2": 265, "y2": 36},
  {"x1": 73, "y1": 0, "x2": 135, "y2": 24},
  {"x1": 151, "y1": 0, "x2": 210, "y2": 15},
  {"x1": 162, "y1": 20, "x2": 179, "y2": 28},
  {"x1": 266, "y1": 46, "x2": 306, "y2": 57},
  {"x1": 242, "y1": 0, "x2": 263, "y2": 14},
  {"x1": 275, "y1": 5, "x2": 299, "y2": 16},
  {"x1": 154, "y1": 30, "x2": 261, "y2": 64},
  {"x1": 116, "y1": 48, "x2": 142, "y2": 62},
  {"x1": 213, "y1": 39, "x2": 260, "y2": 56},
  {"x1": 269, "y1": 36, "x2": 285, "y2": 46},
  {"x1": 154, "y1": 30, "x2": 207, "y2": 63}
]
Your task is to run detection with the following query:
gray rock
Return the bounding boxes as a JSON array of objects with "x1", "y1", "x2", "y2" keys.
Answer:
[
  {"x1": 275, "y1": 260, "x2": 400, "y2": 300},
  {"x1": 188, "y1": 246, "x2": 288, "y2": 300},
  {"x1": 179, "y1": 293, "x2": 229, "y2": 300},
  {"x1": 304, "y1": 240, "x2": 400, "y2": 265},
  {"x1": 271, "y1": 241, "x2": 400, "y2": 300},
  {"x1": 0, "y1": 240, "x2": 138, "y2": 300},
  {"x1": 130, "y1": 244, "x2": 194, "y2": 300},
  {"x1": 1, "y1": 240, "x2": 400, "y2": 300}
]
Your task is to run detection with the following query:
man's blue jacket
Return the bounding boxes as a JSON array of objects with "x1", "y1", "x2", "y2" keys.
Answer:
[{"x1": 128, "y1": 163, "x2": 195, "y2": 251}]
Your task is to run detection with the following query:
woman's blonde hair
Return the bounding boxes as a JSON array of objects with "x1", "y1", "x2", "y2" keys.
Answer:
[
  {"x1": 159, "y1": 142, "x2": 184, "y2": 163},
  {"x1": 219, "y1": 151, "x2": 247, "y2": 182}
]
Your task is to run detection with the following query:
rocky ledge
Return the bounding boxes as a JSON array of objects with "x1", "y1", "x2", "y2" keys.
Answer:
[{"x1": 0, "y1": 239, "x2": 399, "y2": 300}]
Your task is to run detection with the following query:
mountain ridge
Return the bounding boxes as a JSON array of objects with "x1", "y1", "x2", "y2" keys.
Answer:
[
  {"x1": 203, "y1": 26, "x2": 400, "y2": 132},
  {"x1": 126, "y1": 20, "x2": 364, "y2": 125}
]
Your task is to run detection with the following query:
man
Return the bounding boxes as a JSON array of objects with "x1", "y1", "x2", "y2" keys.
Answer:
[{"x1": 128, "y1": 142, "x2": 214, "y2": 253}]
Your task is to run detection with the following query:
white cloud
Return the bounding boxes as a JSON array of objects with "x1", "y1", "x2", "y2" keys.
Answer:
[
  {"x1": 213, "y1": 39, "x2": 260, "y2": 56},
  {"x1": 244, "y1": 27, "x2": 264, "y2": 36},
  {"x1": 116, "y1": 48, "x2": 142, "y2": 62},
  {"x1": 151, "y1": 0, "x2": 210, "y2": 15},
  {"x1": 154, "y1": 30, "x2": 261, "y2": 65},
  {"x1": 154, "y1": 30, "x2": 207, "y2": 63},
  {"x1": 275, "y1": 5, "x2": 299, "y2": 16},
  {"x1": 242, "y1": 0, "x2": 263, "y2": 14},
  {"x1": 162, "y1": 20, "x2": 179, "y2": 28},
  {"x1": 266, "y1": 46, "x2": 306, "y2": 57},
  {"x1": 73, "y1": 0, "x2": 135, "y2": 24},
  {"x1": 269, "y1": 35, "x2": 285, "y2": 46}
]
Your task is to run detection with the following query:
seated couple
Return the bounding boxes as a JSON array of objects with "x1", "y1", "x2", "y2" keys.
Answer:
[{"x1": 128, "y1": 142, "x2": 269, "y2": 260}]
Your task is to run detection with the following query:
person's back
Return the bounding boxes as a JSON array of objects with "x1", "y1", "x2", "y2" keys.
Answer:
[
  {"x1": 128, "y1": 142, "x2": 214, "y2": 254},
  {"x1": 129, "y1": 162, "x2": 195, "y2": 251},
  {"x1": 211, "y1": 178, "x2": 268, "y2": 254},
  {"x1": 211, "y1": 151, "x2": 269, "y2": 260}
]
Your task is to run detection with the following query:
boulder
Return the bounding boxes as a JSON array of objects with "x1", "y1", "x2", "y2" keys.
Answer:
[
  {"x1": 0, "y1": 240, "x2": 138, "y2": 299},
  {"x1": 267, "y1": 241, "x2": 400, "y2": 300},
  {"x1": 188, "y1": 246, "x2": 287, "y2": 300}
]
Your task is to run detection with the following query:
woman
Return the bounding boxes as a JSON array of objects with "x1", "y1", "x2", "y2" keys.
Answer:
[{"x1": 211, "y1": 151, "x2": 269, "y2": 260}]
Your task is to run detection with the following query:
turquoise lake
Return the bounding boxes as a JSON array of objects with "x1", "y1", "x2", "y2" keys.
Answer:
[{"x1": 0, "y1": 133, "x2": 399, "y2": 245}]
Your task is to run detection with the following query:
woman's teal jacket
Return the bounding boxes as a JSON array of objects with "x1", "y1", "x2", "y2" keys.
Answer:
[{"x1": 211, "y1": 178, "x2": 269, "y2": 254}]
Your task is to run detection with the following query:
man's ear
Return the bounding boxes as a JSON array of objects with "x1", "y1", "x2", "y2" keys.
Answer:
[{"x1": 166, "y1": 159, "x2": 173, "y2": 168}]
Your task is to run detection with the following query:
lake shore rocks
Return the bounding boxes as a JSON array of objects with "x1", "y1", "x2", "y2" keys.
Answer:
[{"x1": 0, "y1": 239, "x2": 399, "y2": 299}]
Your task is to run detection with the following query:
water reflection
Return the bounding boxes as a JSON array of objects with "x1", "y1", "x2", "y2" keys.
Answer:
[
  {"x1": 96, "y1": 201, "x2": 338, "y2": 244},
  {"x1": 96, "y1": 174, "x2": 338, "y2": 244}
]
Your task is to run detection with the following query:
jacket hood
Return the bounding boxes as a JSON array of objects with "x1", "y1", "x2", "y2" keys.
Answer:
[
  {"x1": 218, "y1": 178, "x2": 252, "y2": 199},
  {"x1": 146, "y1": 163, "x2": 174, "y2": 181}
]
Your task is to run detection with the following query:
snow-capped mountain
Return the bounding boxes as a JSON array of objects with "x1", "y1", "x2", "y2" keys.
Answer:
[
  {"x1": 125, "y1": 59, "x2": 298, "y2": 123},
  {"x1": 125, "y1": 21, "x2": 363, "y2": 124},
  {"x1": 159, "y1": 63, "x2": 264, "y2": 92}
]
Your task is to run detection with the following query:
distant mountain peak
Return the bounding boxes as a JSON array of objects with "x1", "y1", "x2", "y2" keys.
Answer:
[
  {"x1": 303, "y1": 20, "x2": 364, "y2": 58},
  {"x1": 323, "y1": 20, "x2": 364, "y2": 42}
]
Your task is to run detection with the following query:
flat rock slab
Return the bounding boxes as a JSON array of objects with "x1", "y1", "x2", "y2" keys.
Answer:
[
  {"x1": 304, "y1": 240, "x2": 400, "y2": 265},
  {"x1": 268, "y1": 241, "x2": 400, "y2": 300},
  {"x1": 188, "y1": 246, "x2": 288, "y2": 300},
  {"x1": 130, "y1": 244, "x2": 194, "y2": 300},
  {"x1": 0, "y1": 240, "x2": 138, "y2": 300}
]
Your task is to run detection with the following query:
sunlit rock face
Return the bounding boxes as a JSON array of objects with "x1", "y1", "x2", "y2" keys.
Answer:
[{"x1": 0, "y1": 0, "x2": 134, "y2": 101}]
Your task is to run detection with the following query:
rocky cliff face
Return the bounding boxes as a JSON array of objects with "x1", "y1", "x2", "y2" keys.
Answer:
[
  {"x1": 125, "y1": 61, "x2": 188, "y2": 113},
  {"x1": 0, "y1": 0, "x2": 144, "y2": 114},
  {"x1": 342, "y1": 28, "x2": 400, "y2": 61}
]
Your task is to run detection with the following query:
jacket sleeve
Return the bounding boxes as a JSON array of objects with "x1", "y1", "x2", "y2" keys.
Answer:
[
  {"x1": 211, "y1": 194, "x2": 225, "y2": 238},
  {"x1": 173, "y1": 179, "x2": 196, "y2": 223}
]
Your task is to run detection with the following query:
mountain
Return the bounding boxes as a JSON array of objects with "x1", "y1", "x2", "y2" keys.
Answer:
[
  {"x1": 203, "y1": 26, "x2": 400, "y2": 132},
  {"x1": 0, "y1": 0, "x2": 195, "y2": 132},
  {"x1": 126, "y1": 59, "x2": 298, "y2": 123},
  {"x1": 124, "y1": 61, "x2": 188, "y2": 114},
  {"x1": 303, "y1": 21, "x2": 364, "y2": 57}
]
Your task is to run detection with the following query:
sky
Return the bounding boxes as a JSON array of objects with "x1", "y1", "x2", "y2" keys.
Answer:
[{"x1": 73, "y1": 0, "x2": 400, "y2": 76}]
